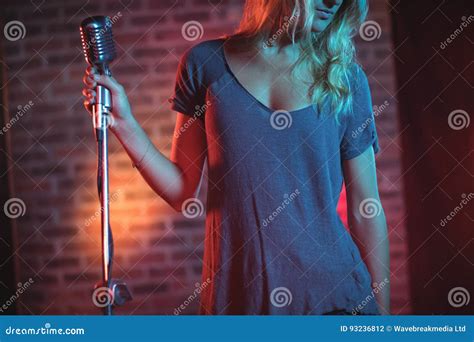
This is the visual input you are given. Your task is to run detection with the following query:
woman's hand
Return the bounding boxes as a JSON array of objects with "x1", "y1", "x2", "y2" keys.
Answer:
[
  {"x1": 82, "y1": 66, "x2": 134, "y2": 132},
  {"x1": 81, "y1": 66, "x2": 207, "y2": 212}
]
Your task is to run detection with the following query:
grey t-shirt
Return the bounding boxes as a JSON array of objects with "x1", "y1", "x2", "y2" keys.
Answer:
[{"x1": 169, "y1": 37, "x2": 380, "y2": 315}]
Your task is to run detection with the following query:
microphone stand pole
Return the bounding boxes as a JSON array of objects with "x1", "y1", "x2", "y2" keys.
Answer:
[
  {"x1": 92, "y1": 65, "x2": 132, "y2": 315},
  {"x1": 93, "y1": 65, "x2": 114, "y2": 316}
]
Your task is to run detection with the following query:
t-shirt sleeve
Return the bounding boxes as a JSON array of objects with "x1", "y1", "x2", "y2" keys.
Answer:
[
  {"x1": 168, "y1": 47, "x2": 206, "y2": 118},
  {"x1": 340, "y1": 64, "x2": 380, "y2": 160}
]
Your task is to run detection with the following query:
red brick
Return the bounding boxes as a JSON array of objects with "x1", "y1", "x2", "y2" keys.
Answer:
[{"x1": 3, "y1": 0, "x2": 409, "y2": 315}]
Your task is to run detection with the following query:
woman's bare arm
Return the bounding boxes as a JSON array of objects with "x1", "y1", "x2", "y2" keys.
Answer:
[
  {"x1": 342, "y1": 147, "x2": 390, "y2": 314},
  {"x1": 112, "y1": 112, "x2": 206, "y2": 210},
  {"x1": 82, "y1": 66, "x2": 207, "y2": 211}
]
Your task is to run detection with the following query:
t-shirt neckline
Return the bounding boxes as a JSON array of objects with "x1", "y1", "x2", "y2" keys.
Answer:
[{"x1": 219, "y1": 37, "x2": 315, "y2": 115}]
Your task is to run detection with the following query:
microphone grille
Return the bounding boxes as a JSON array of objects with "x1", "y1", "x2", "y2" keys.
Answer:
[{"x1": 80, "y1": 16, "x2": 117, "y2": 66}]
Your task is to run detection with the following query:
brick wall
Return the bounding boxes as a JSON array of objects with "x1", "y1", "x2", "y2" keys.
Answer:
[{"x1": 1, "y1": 0, "x2": 410, "y2": 314}]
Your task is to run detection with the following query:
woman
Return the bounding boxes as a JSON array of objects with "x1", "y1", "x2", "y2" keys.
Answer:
[{"x1": 82, "y1": 0, "x2": 390, "y2": 315}]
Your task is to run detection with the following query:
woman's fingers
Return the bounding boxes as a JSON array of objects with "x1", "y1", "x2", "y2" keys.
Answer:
[
  {"x1": 82, "y1": 88, "x2": 96, "y2": 100},
  {"x1": 83, "y1": 100, "x2": 93, "y2": 115},
  {"x1": 82, "y1": 73, "x2": 97, "y2": 87},
  {"x1": 93, "y1": 74, "x2": 124, "y2": 94},
  {"x1": 85, "y1": 65, "x2": 98, "y2": 76},
  {"x1": 83, "y1": 73, "x2": 123, "y2": 96},
  {"x1": 82, "y1": 88, "x2": 96, "y2": 114},
  {"x1": 82, "y1": 68, "x2": 128, "y2": 117},
  {"x1": 83, "y1": 66, "x2": 99, "y2": 86}
]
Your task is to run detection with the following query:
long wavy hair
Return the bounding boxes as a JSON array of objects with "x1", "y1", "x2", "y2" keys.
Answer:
[{"x1": 231, "y1": 0, "x2": 368, "y2": 122}]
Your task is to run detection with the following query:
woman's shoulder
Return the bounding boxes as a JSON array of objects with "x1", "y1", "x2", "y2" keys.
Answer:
[
  {"x1": 178, "y1": 37, "x2": 228, "y2": 86},
  {"x1": 347, "y1": 62, "x2": 369, "y2": 90},
  {"x1": 180, "y1": 37, "x2": 227, "y2": 65}
]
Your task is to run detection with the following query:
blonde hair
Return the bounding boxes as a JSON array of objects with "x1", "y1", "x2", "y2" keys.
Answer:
[{"x1": 231, "y1": 0, "x2": 368, "y2": 122}]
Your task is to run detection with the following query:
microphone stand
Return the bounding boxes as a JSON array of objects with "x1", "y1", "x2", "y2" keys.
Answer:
[
  {"x1": 93, "y1": 65, "x2": 113, "y2": 315},
  {"x1": 93, "y1": 64, "x2": 131, "y2": 315}
]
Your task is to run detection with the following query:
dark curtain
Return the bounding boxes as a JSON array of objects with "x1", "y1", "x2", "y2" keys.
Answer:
[
  {"x1": 0, "y1": 29, "x2": 18, "y2": 315},
  {"x1": 391, "y1": 0, "x2": 473, "y2": 314}
]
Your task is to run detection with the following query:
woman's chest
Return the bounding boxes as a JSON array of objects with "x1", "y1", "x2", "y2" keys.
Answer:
[
  {"x1": 204, "y1": 75, "x2": 344, "y2": 167},
  {"x1": 235, "y1": 66, "x2": 313, "y2": 112},
  {"x1": 223, "y1": 47, "x2": 314, "y2": 112}
]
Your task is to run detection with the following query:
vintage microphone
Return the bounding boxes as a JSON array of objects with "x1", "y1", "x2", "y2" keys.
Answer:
[{"x1": 80, "y1": 16, "x2": 132, "y2": 315}]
